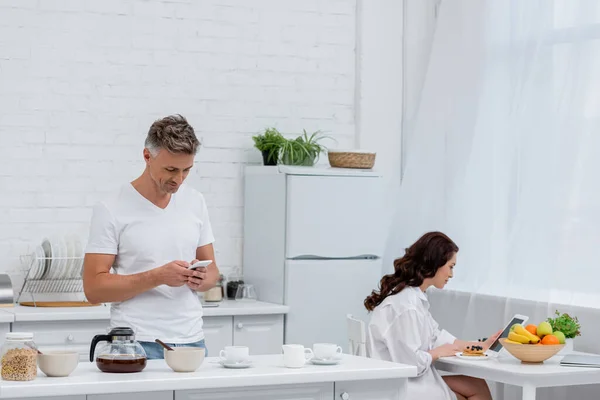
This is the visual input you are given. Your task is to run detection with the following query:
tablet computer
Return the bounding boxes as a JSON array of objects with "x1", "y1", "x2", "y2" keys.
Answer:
[{"x1": 487, "y1": 314, "x2": 529, "y2": 354}]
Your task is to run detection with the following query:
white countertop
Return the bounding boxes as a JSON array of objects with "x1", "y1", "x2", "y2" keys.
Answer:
[
  {"x1": 0, "y1": 300, "x2": 289, "y2": 322},
  {"x1": 0, "y1": 354, "x2": 417, "y2": 398}
]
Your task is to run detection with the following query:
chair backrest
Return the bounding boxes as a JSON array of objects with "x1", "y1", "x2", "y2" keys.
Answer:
[{"x1": 347, "y1": 314, "x2": 367, "y2": 357}]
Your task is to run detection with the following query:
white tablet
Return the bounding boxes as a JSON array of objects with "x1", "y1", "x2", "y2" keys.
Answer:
[
  {"x1": 189, "y1": 260, "x2": 212, "y2": 270},
  {"x1": 487, "y1": 314, "x2": 529, "y2": 354}
]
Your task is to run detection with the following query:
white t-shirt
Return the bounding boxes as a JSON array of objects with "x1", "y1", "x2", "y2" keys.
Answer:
[
  {"x1": 367, "y1": 287, "x2": 457, "y2": 400},
  {"x1": 85, "y1": 183, "x2": 215, "y2": 343}
]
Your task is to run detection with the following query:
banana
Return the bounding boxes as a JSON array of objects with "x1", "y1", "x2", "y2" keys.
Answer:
[
  {"x1": 504, "y1": 339, "x2": 523, "y2": 345},
  {"x1": 508, "y1": 332, "x2": 530, "y2": 344},
  {"x1": 514, "y1": 325, "x2": 541, "y2": 344}
]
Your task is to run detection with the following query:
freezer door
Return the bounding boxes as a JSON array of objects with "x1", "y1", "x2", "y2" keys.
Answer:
[
  {"x1": 285, "y1": 175, "x2": 385, "y2": 259},
  {"x1": 284, "y1": 259, "x2": 381, "y2": 350}
]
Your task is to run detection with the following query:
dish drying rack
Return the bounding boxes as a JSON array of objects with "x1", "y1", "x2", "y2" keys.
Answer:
[{"x1": 16, "y1": 236, "x2": 89, "y2": 306}]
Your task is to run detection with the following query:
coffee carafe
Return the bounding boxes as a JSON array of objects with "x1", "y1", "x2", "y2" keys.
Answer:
[{"x1": 89, "y1": 327, "x2": 147, "y2": 373}]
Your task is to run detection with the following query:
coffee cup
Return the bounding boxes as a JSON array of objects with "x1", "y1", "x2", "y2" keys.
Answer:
[
  {"x1": 219, "y1": 346, "x2": 249, "y2": 363},
  {"x1": 313, "y1": 343, "x2": 343, "y2": 360},
  {"x1": 282, "y1": 344, "x2": 314, "y2": 368}
]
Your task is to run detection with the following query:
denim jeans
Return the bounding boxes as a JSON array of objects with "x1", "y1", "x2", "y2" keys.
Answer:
[{"x1": 139, "y1": 339, "x2": 207, "y2": 360}]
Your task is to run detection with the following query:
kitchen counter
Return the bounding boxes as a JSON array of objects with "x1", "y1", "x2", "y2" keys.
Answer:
[
  {"x1": 0, "y1": 300, "x2": 289, "y2": 322},
  {"x1": 0, "y1": 354, "x2": 417, "y2": 399}
]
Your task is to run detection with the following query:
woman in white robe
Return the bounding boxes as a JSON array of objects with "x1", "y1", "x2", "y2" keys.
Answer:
[{"x1": 365, "y1": 231, "x2": 501, "y2": 400}]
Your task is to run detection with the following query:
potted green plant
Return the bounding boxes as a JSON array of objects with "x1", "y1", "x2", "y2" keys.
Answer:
[
  {"x1": 547, "y1": 310, "x2": 581, "y2": 354},
  {"x1": 252, "y1": 128, "x2": 286, "y2": 166},
  {"x1": 280, "y1": 130, "x2": 330, "y2": 166}
]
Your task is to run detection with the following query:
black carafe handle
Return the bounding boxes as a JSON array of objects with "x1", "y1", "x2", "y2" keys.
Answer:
[{"x1": 89, "y1": 334, "x2": 111, "y2": 362}]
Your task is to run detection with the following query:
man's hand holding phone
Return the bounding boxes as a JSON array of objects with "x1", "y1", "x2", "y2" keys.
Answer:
[{"x1": 186, "y1": 259, "x2": 212, "y2": 291}]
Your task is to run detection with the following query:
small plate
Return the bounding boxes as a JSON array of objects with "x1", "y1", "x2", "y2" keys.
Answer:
[
  {"x1": 219, "y1": 360, "x2": 252, "y2": 369},
  {"x1": 311, "y1": 358, "x2": 341, "y2": 366},
  {"x1": 455, "y1": 352, "x2": 489, "y2": 361}
]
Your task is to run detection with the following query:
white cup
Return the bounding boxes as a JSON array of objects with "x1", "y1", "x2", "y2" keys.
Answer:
[
  {"x1": 282, "y1": 344, "x2": 314, "y2": 368},
  {"x1": 313, "y1": 343, "x2": 343, "y2": 360},
  {"x1": 219, "y1": 346, "x2": 249, "y2": 363}
]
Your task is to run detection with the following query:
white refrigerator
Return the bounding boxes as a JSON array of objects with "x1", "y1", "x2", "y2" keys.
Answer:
[{"x1": 243, "y1": 166, "x2": 385, "y2": 349}]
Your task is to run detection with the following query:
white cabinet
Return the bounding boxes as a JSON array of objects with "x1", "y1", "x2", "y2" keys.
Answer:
[
  {"x1": 202, "y1": 316, "x2": 233, "y2": 357},
  {"x1": 0, "y1": 322, "x2": 10, "y2": 335},
  {"x1": 334, "y1": 378, "x2": 407, "y2": 400},
  {"x1": 88, "y1": 392, "x2": 172, "y2": 400},
  {"x1": 6, "y1": 397, "x2": 84, "y2": 400},
  {"x1": 176, "y1": 383, "x2": 333, "y2": 400},
  {"x1": 10, "y1": 313, "x2": 285, "y2": 360},
  {"x1": 233, "y1": 314, "x2": 284, "y2": 355},
  {"x1": 13, "y1": 320, "x2": 110, "y2": 361}
]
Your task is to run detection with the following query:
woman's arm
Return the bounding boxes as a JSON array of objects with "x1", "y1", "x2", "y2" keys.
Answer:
[{"x1": 386, "y1": 310, "x2": 459, "y2": 375}]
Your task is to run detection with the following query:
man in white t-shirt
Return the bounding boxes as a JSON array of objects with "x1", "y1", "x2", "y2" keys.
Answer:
[{"x1": 83, "y1": 114, "x2": 219, "y2": 359}]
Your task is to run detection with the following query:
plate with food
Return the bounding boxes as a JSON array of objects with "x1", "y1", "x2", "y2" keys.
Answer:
[{"x1": 455, "y1": 345, "x2": 489, "y2": 360}]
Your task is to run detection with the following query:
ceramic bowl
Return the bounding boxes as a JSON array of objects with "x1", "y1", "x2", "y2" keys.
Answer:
[
  {"x1": 499, "y1": 338, "x2": 565, "y2": 363},
  {"x1": 164, "y1": 347, "x2": 205, "y2": 372},
  {"x1": 38, "y1": 351, "x2": 79, "y2": 377}
]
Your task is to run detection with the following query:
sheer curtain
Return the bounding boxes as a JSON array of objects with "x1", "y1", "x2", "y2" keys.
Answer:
[{"x1": 387, "y1": 0, "x2": 600, "y2": 309}]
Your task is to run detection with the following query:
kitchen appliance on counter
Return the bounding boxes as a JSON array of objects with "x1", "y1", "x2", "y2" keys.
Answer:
[
  {"x1": 89, "y1": 327, "x2": 147, "y2": 373},
  {"x1": 243, "y1": 166, "x2": 385, "y2": 349}
]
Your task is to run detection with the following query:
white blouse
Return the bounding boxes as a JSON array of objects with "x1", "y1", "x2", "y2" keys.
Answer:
[{"x1": 367, "y1": 286, "x2": 457, "y2": 400}]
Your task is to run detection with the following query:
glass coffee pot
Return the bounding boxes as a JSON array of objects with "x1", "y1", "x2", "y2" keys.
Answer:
[{"x1": 89, "y1": 327, "x2": 147, "y2": 373}]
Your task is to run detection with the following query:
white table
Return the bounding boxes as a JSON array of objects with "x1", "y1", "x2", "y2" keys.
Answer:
[{"x1": 436, "y1": 353, "x2": 600, "y2": 400}]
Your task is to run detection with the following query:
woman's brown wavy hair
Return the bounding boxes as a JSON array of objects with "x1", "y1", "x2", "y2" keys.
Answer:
[{"x1": 364, "y1": 231, "x2": 458, "y2": 311}]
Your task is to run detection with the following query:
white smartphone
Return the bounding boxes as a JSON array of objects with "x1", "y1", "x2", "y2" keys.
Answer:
[
  {"x1": 487, "y1": 313, "x2": 529, "y2": 355},
  {"x1": 189, "y1": 260, "x2": 212, "y2": 270}
]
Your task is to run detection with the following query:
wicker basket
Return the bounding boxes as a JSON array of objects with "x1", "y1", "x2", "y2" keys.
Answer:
[{"x1": 328, "y1": 151, "x2": 376, "y2": 169}]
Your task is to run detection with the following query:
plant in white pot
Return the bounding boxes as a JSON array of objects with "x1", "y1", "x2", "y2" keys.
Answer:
[
  {"x1": 279, "y1": 130, "x2": 330, "y2": 166},
  {"x1": 547, "y1": 310, "x2": 581, "y2": 354}
]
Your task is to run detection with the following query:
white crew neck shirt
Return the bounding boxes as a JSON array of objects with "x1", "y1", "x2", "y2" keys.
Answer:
[
  {"x1": 367, "y1": 286, "x2": 457, "y2": 400},
  {"x1": 85, "y1": 183, "x2": 215, "y2": 343}
]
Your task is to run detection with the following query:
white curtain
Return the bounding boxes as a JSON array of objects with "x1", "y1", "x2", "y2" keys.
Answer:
[{"x1": 388, "y1": 0, "x2": 600, "y2": 312}]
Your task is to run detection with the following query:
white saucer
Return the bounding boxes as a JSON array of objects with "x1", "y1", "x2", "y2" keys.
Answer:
[
  {"x1": 311, "y1": 357, "x2": 341, "y2": 365},
  {"x1": 219, "y1": 359, "x2": 253, "y2": 369},
  {"x1": 455, "y1": 352, "x2": 489, "y2": 361}
]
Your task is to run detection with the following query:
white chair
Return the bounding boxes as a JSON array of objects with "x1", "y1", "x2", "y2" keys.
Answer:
[{"x1": 347, "y1": 314, "x2": 367, "y2": 356}]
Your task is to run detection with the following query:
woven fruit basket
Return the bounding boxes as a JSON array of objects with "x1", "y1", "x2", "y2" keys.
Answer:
[{"x1": 328, "y1": 150, "x2": 376, "y2": 169}]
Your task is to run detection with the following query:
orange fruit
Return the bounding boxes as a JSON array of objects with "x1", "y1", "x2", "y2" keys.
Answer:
[
  {"x1": 525, "y1": 324, "x2": 537, "y2": 336},
  {"x1": 541, "y1": 334, "x2": 560, "y2": 345}
]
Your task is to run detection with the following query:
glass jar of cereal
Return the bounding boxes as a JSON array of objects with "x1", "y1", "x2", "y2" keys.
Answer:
[{"x1": 1, "y1": 332, "x2": 38, "y2": 381}]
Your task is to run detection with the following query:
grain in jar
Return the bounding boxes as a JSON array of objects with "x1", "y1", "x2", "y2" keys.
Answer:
[{"x1": 1, "y1": 332, "x2": 38, "y2": 381}]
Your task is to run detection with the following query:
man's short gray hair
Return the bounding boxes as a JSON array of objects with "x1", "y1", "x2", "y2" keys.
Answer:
[{"x1": 145, "y1": 114, "x2": 200, "y2": 156}]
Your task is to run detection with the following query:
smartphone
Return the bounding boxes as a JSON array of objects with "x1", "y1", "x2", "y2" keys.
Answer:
[{"x1": 189, "y1": 260, "x2": 212, "y2": 270}]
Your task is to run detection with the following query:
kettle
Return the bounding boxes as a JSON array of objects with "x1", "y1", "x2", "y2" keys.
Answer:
[{"x1": 89, "y1": 327, "x2": 147, "y2": 373}]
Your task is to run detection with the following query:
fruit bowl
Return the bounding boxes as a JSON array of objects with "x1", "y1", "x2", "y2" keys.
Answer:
[{"x1": 500, "y1": 338, "x2": 565, "y2": 364}]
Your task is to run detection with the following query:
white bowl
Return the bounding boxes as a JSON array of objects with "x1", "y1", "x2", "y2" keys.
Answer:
[
  {"x1": 164, "y1": 347, "x2": 205, "y2": 372},
  {"x1": 38, "y1": 351, "x2": 79, "y2": 377}
]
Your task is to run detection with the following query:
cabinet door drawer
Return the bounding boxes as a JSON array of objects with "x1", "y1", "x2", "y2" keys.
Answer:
[
  {"x1": 176, "y1": 382, "x2": 332, "y2": 400},
  {"x1": 13, "y1": 320, "x2": 109, "y2": 358},
  {"x1": 202, "y1": 316, "x2": 233, "y2": 356},
  {"x1": 334, "y1": 378, "x2": 407, "y2": 400},
  {"x1": 233, "y1": 314, "x2": 283, "y2": 355},
  {"x1": 89, "y1": 392, "x2": 172, "y2": 400},
  {"x1": 4, "y1": 397, "x2": 85, "y2": 400}
]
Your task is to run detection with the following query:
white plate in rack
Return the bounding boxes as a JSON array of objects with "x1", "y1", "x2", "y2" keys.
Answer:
[{"x1": 40, "y1": 238, "x2": 53, "y2": 279}]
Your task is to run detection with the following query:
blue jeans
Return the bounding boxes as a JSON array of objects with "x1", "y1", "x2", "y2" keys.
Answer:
[{"x1": 139, "y1": 339, "x2": 207, "y2": 360}]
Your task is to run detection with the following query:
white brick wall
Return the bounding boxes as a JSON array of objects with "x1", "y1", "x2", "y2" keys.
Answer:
[{"x1": 0, "y1": 0, "x2": 357, "y2": 295}]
